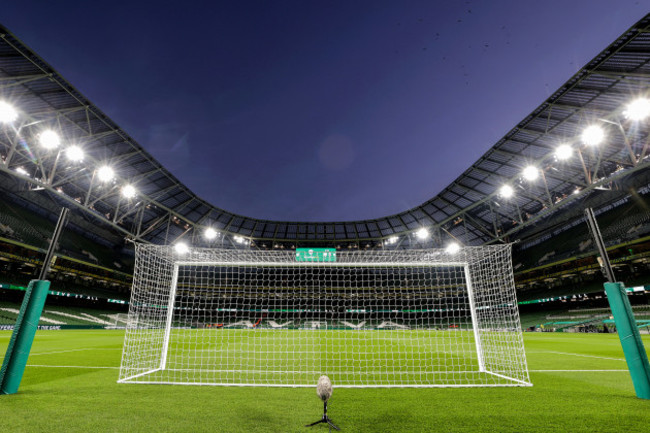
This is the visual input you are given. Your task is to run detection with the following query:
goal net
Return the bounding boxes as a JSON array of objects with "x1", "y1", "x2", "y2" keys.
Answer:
[{"x1": 118, "y1": 244, "x2": 530, "y2": 387}]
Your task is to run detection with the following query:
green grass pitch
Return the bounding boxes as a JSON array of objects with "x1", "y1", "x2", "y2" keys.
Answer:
[
  {"x1": 1, "y1": 330, "x2": 650, "y2": 432},
  {"x1": 143, "y1": 329, "x2": 518, "y2": 386}
]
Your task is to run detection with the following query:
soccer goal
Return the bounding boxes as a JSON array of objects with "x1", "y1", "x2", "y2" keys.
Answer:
[{"x1": 118, "y1": 244, "x2": 531, "y2": 387}]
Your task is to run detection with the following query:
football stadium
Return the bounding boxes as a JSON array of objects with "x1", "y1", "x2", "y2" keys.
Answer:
[{"x1": 2, "y1": 8, "x2": 650, "y2": 433}]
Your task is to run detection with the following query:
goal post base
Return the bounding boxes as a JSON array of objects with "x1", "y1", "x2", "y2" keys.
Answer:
[
  {"x1": 117, "y1": 367, "x2": 163, "y2": 383},
  {"x1": 604, "y1": 282, "x2": 650, "y2": 399},
  {"x1": 484, "y1": 371, "x2": 533, "y2": 387},
  {"x1": 0, "y1": 279, "x2": 50, "y2": 395}
]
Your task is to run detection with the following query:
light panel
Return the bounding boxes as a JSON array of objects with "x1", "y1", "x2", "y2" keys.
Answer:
[
  {"x1": 66, "y1": 145, "x2": 84, "y2": 162},
  {"x1": 499, "y1": 185, "x2": 514, "y2": 198},
  {"x1": 623, "y1": 97, "x2": 650, "y2": 121},
  {"x1": 415, "y1": 228, "x2": 429, "y2": 240},
  {"x1": 522, "y1": 166, "x2": 539, "y2": 181},
  {"x1": 174, "y1": 242, "x2": 189, "y2": 254},
  {"x1": 39, "y1": 130, "x2": 60, "y2": 149},
  {"x1": 0, "y1": 101, "x2": 17, "y2": 123},
  {"x1": 445, "y1": 242, "x2": 460, "y2": 254},
  {"x1": 581, "y1": 125, "x2": 604, "y2": 146},
  {"x1": 122, "y1": 184, "x2": 137, "y2": 199},
  {"x1": 205, "y1": 228, "x2": 217, "y2": 240},
  {"x1": 97, "y1": 165, "x2": 115, "y2": 182},
  {"x1": 555, "y1": 144, "x2": 573, "y2": 160}
]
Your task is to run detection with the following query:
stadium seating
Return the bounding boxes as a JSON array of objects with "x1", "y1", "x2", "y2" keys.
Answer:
[
  {"x1": 0, "y1": 300, "x2": 125, "y2": 326},
  {"x1": 0, "y1": 195, "x2": 131, "y2": 270}
]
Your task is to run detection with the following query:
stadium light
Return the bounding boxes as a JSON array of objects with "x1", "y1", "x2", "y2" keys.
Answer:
[
  {"x1": 0, "y1": 101, "x2": 18, "y2": 123},
  {"x1": 174, "y1": 242, "x2": 189, "y2": 254},
  {"x1": 65, "y1": 145, "x2": 84, "y2": 162},
  {"x1": 499, "y1": 184, "x2": 514, "y2": 198},
  {"x1": 581, "y1": 124, "x2": 604, "y2": 146},
  {"x1": 445, "y1": 242, "x2": 460, "y2": 254},
  {"x1": 121, "y1": 184, "x2": 137, "y2": 199},
  {"x1": 623, "y1": 97, "x2": 650, "y2": 121},
  {"x1": 15, "y1": 166, "x2": 29, "y2": 177},
  {"x1": 97, "y1": 165, "x2": 115, "y2": 182},
  {"x1": 204, "y1": 227, "x2": 218, "y2": 240},
  {"x1": 555, "y1": 144, "x2": 573, "y2": 160},
  {"x1": 522, "y1": 165, "x2": 539, "y2": 181},
  {"x1": 234, "y1": 235, "x2": 249, "y2": 245},
  {"x1": 39, "y1": 130, "x2": 60, "y2": 149},
  {"x1": 415, "y1": 228, "x2": 429, "y2": 240},
  {"x1": 384, "y1": 235, "x2": 399, "y2": 245}
]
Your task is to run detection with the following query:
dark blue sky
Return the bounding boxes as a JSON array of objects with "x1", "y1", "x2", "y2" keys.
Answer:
[{"x1": 4, "y1": 1, "x2": 648, "y2": 221}]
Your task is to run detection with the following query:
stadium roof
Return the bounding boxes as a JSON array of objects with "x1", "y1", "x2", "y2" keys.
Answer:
[{"x1": 2, "y1": 14, "x2": 650, "y2": 249}]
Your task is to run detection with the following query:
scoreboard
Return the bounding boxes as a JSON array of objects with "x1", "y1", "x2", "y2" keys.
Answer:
[{"x1": 294, "y1": 248, "x2": 336, "y2": 262}]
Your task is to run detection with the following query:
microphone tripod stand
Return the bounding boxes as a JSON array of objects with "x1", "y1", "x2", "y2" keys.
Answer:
[{"x1": 305, "y1": 400, "x2": 340, "y2": 431}]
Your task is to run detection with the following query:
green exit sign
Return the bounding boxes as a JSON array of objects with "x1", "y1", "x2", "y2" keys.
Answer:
[{"x1": 295, "y1": 248, "x2": 337, "y2": 262}]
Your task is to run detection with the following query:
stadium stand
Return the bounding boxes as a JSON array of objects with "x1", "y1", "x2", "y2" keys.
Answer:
[
  {"x1": 0, "y1": 301, "x2": 126, "y2": 327},
  {"x1": 1, "y1": 16, "x2": 650, "y2": 333}
]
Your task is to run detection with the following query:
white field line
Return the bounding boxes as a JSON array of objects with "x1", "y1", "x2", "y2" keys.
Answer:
[
  {"x1": 534, "y1": 350, "x2": 625, "y2": 362},
  {"x1": 0, "y1": 331, "x2": 120, "y2": 338},
  {"x1": 23, "y1": 365, "x2": 629, "y2": 374},
  {"x1": 29, "y1": 348, "x2": 121, "y2": 356},
  {"x1": 530, "y1": 369, "x2": 627, "y2": 372},
  {"x1": 27, "y1": 364, "x2": 120, "y2": 369}
]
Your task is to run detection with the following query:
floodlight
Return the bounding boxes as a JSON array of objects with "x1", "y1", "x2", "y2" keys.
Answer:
[
  {"x1": 39, "y1": 130, "x2": 61, "y2": 149},
  {"x1": 385, "y1": 235, "x2": 398, "y2": 245},
  {"x1": 499, "y1": 184, "x2": 514, "y2": 198},
  {"x1": 581, "y1": 125, "x2": 604, "y2": 146},
  {"x1": 0, "y1": 101, "x2": 18, "y2": 123},
  {"x1": 205, "y1": 227, "x2": 218, "y2": 240},
  {"x1": 66, "y1": 145, "x2": 84, "y2": 162},
  {"x1": 174, "y1": 242, "x2": 189, "y2": 254},
  {"x1": 121, "y1": 184, "x2": 137, "y2": 199},
  {"x1": 555, "y1": 144, "x2": 573, "y2": 160},
  {"x1": 445, "y1": 242, "x2": 460, "y2": 254},
  {"x1": 522, "y1": 165, "x2": 539, "y2": 181},
  {"x1": 415, "y1": 228, "x2": 429, "y2": 240},
  {"x1": 15, "y1": 166, "x2": 29, "y2": 176},
  {"x1": 97, "y1": 165, "x2": 115, "y2": 182},
  {"x1": 623, "y1": 97, "x2": 650, "y2": 121}
]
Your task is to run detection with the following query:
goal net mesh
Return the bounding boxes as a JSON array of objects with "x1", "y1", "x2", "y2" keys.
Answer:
[{"x1": 118, "y1": 244, "x2": 530, "y2": 387}]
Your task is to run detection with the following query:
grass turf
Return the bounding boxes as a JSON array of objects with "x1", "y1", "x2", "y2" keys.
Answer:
[
  {"x1": 1, "y1": 330, "x2": 649, "y2": 432},
  {"x1": 130, "y1": 329, "x2": 520, "y2": 386}
]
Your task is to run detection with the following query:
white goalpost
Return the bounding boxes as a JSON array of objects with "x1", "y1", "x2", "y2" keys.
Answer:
[{"x1": 118, "y1": 244, "x2": 531, "y2": 387}]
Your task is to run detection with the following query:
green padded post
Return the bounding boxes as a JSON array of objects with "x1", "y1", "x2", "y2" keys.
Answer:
[
  {"x1": 0, "y1": 279, "x2": 50, "y2": 395},
  {"x1": 603, "y1": 282, "x2": 650, "y2": 400}
]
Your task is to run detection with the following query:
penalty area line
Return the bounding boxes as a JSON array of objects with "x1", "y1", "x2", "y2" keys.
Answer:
[
  {"x1": 529, "y1": 369, "x2": 628, "y2": 372},
  {"x1": 29, "y1": 348, "x2": 121, "y2": 356},
  {"x1": 27, "y1": 364, "x2": 120, "y2": 369},
  {"x1": 23, "y1": 365, "x2": 629, "y2": 373},
  {"x1": 533, "y1": 350, "x2": 625, "y2": 362}
]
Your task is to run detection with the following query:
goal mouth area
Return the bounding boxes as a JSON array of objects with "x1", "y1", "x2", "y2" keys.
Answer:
[{"x1": 118, "y1": 244, "x2": 531, "y2": 388}]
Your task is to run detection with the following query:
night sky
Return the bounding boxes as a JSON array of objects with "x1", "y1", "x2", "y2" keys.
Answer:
[{"x1": 3, "y1": 1, "x2": 648, "y2": 222}]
